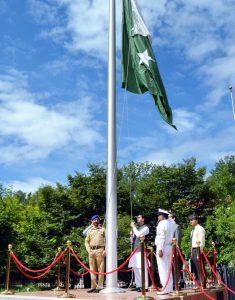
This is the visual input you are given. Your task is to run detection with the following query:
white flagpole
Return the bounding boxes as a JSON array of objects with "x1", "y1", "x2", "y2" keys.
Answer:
[
  {"x1": 101, "y1": 0, "x2": 124, "y2": 294},
  {"x1": 229, "y1": 85, "x2": 235, "y2": 121}
]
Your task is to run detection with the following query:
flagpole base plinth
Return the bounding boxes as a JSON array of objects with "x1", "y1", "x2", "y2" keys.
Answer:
[{"x1": 100, "y1": 287, "x2": 126, "y2": 294}]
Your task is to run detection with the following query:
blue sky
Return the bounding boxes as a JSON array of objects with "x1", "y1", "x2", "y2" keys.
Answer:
[{"x1": 0, "y1": 0, "x2": 235, "y2": 193}]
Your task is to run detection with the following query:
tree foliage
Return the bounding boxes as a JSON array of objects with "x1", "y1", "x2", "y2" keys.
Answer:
[{"x1": 0, "y1": 156, "x2": 234, "y2": 273}]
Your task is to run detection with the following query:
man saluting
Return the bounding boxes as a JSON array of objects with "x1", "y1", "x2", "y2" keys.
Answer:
[{"x1": 85, "y1": 214, "x2": 105, "y2": 293}]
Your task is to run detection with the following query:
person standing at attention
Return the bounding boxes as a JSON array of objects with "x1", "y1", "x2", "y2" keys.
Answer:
[
  {"x1": 155, "y1": 209, "x2": 176, "y2": 295},
  {"x1": 169, "y1": 213, "x2": 184, "y2": 287},
  {"x1": 189, "y1": 214, "x2": 205, "y2": 287},
  {"x1": 168, "y1": 213, "x2": 182, "y2": 247}
]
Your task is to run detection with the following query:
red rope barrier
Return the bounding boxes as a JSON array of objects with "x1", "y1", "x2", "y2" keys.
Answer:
[
  {"x1": 144, "y1": 248, "x2": 173, "y2": 292},
  {"x1": 71, "y1": 246, "x2": 139, "y2": 276},
  {"x1": 70, "y1": 268, "x2": 89, "y2": 277},
  {"x1": 202, "y1": 250, "x2": 235, "y2": 295},
  {"x1": 11, "y1": 250, "x2": 66, "y2": 273},
  {"x1": 177, "y1": 247, "x2": 215, "y2": 300},
  {"x1": 13, "y1": 260, "x2": 51, "y2": 279},
  {"x1": 12, "y1": 251, "x2": 65, "y2": 280},
  {"x1": 118, "y1": 268, "x2": 133, "y2": 273},
  {"x1": 201, "y1": 257, "x2": 212, "y2": 284},
  {"x1": 65, "y1": 253, "x2": 132, "y2": 275},
  {"x1": 61, "y1": 256, "x2": 89, "y2": 277}
]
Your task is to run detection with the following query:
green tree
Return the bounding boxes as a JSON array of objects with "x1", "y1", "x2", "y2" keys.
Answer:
[
  {"x1": 208, "y1": 155, "x2": 235, "y2": 200},
  {"x1": 205, "y1": 197, "x2": 235, "y2": 265}
]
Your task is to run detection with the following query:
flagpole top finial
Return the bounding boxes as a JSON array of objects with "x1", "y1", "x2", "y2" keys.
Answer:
[{"x1": 229, "y1": 85, "x2": 233, "y2": 92}]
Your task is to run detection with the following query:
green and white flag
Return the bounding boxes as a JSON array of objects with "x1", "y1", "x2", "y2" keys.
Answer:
[{"x1": 122, "y1": 0, "x2": 176, "y2": 129}]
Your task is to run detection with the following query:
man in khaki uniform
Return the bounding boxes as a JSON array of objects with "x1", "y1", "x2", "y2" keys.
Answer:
[{"x1": 85, "y1": 215, "x2": 105, "y2": 293}]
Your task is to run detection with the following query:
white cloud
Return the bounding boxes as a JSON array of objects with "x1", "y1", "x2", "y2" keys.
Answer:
[
  {"x1": 19, "y1": 0, "x2": 235, "y2": 174},
  {"x1": 137, "y1": 124, "x2": 235, "y2": 168},
  {"x1": 169, "y1": 109, "x2": 201, "y2": 132},
  {"x1": 0, "y1": 68, "x2": 104, "y2": 164},
  {"x1": 28, "y1": 0, "x2": 60, "y2": 25},
  {"x1": 7, "y1": 177, "x2": 54, "y2": 194},
  {"x1": 28, "y1": 0, "x2": 235, "y2": 109}
]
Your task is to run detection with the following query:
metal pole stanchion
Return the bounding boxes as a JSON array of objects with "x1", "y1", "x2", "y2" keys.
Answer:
[
  {"x1": 59, "y1": 241, "x2": 75, "y2": 298},
  {"x1": 53, "y1": 247, "x2": 63, "y2": 291},
  {"x1": 196, "y1": 241, "x2": 205, "y2": 289},
  {"x1": 211, "y1": 242, "x2": 221, "y2": 288},
  {"x1": 1, "y1": 244, "x2": 14, "y2": 295},
  {"x1": 171, "y1": 239, "x2": 185, "y2": 296},
  {"x1": 148, "y1": 247, "x2": 155, "y2": 292},
  {"x1": 134, "y1": 236, "x2": 153, "y2": 300}
]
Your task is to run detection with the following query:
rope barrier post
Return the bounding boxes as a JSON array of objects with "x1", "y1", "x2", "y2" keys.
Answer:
[
  {"x1": 59, "y1": 241, "x2": 75, "y2": 298},
  {"x1": 171, "y1": 239, "x2": 185, "y2": 296},
  {"x1": 148, "y1": 247, "x2": 155, "y2": 292},
  {"x1": 52, "y1": 247, "x2": 63, "y2": 291},
  {"x1": 196, "y1": 241, "x2": 205, "y2": 289},
  {"x1": 1, "y1": 244, "x2": 14, "y2": 295},
  {"x1": 134, "y1": 236, "x2": 153, "y2": 300},
  {"x1": 211, "y1": 242, "x2": 221, "y2": 288}
]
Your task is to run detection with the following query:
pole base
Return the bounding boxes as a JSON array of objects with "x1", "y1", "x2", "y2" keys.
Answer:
[
  {"x1": 100, "y1": 287, "x2": 126, "y2": 293},
  {"x1": 148, "y1": 285, "x2": 156, "y2": 292},
  {"x1": 171, "y1": 291, "x2": 187, "y2": 296},
  {"x1": 52, "y1": 286, "x2": 64, "y2": 291},
  {"x1": 58, "y1": 292, "x2": 75, "y2": 298},
  {"x1": 1, "y1": 290, "x2": 14, "y2": 295},
  {"x1": 134, "y1": 296, "x2": 154, "y2": 300}
]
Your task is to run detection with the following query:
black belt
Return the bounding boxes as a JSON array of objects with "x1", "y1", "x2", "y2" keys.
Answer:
[{"x1": 90, "y1": 246, "x2": 104, "y2": 250}]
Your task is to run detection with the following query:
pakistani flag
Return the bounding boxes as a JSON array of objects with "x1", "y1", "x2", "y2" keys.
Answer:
[{"x1": 122, "y1": 0, "x2": 176, "y2": 129}]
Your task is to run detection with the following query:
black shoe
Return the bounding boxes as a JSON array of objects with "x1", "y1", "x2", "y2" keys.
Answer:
[
  {"x1": 131, "y1": 287, "x2": 140, "y2": 291},
  {"x1": 93, "y1": 289, "x2": 102, "y2": 293},
  {"x1": 87, "y1": 288, "x2": 96, "y2": 293}
]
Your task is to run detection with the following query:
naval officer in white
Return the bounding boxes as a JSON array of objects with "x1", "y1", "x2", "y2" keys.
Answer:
[{"x1": 155, "y1": 209, "x2": 176, "y2": 295}]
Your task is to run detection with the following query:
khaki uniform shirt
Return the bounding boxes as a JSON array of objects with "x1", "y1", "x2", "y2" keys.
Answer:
[{"x1": 85, "y1": 226, "x2": 105, "y2": 252}]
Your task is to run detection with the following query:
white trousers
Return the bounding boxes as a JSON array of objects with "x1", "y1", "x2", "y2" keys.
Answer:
[
  {"x1": 134, "y1": 266, "x2": 149, "y2": 288},
  {"x1": 156, "y1": 246, "x2": 173, "y2": 293}
]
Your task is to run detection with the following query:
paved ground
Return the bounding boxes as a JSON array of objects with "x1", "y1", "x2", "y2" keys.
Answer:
[{"x1": 0, "y1": 288, "x2": 228, "y2": 300}]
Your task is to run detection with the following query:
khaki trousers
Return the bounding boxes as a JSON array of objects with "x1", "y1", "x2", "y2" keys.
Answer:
[{"x1": 89, "y1": 248, "x2": 105, "y2": 289}]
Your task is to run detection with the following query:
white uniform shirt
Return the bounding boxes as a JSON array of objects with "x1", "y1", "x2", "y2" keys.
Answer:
[
  {"x1": 155, "y1": 219, "x2": 175, "y2": 251},
  {"x1": 191, "y1": 224, "x2": 205, "y2": 249}
]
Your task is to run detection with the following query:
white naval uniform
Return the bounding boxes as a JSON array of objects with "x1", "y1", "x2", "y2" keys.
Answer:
[
  {"x1": 128, "y1": 225, "x2": 149, "y2": 288},
  {"x1": 155, "y1": 219, "x2": 175, "y2": 293}
]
